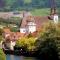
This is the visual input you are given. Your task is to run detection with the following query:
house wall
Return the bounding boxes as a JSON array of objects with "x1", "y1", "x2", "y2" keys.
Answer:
[
  {"x1": 20, "y1": 28, "x2": 26, "y2": 33},
  {"x1": 27, "y1": 22, "x2": 36, "y2": 33},
  {"x1": 6, "y1": 41, "x2": 16, "y2": 50},
  {"x1": 10, "y1": 41, "x2": 16, "y2": 50},
  {"x1": 6, "y1": 42, "x2": 11, "y2": 49},
  {"x1": 28, "y1": 25, "x2": 36, "y2": 33},
  {"x1": 53, "y1": 14, "x2": 58, "y2": 24}
]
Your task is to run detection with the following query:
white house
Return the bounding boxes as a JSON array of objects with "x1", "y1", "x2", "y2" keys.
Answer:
[
  {"x1": 5, "y1": 41, "x2": 16, "y2": 50},
  {"x1": 27, "y1": 20, "x2": 36, "y2": 33},
  {"x1": 20, "y1": 28, "x2": 27, "y2": 33},
  {"x1": 53, "y1": 14, "x2": 58, "y2": 24},
  {"x1": 20, "y1": 16, "x2": 36, "y2": 33}
]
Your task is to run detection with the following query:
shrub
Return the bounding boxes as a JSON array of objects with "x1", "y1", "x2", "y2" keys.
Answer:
[
  {"x1": 0, "y1": 49, "x2": 6, "y2": 60},
  {"x1": 16, "y1": 37, "x2": 36, "y2": 51},
  {"x1": 36, "y1": 22, "x2": 59, "y2": 59}
]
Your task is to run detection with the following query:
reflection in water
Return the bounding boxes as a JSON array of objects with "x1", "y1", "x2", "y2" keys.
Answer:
[
  {"x1": 10, "y1": 55, "x2": 14, "y2": 60},
  {"x1": 6, "y1": 54, "x2": 39, "y2": 60}
]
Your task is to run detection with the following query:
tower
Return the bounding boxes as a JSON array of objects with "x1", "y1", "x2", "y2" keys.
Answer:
[
  {"x1": 50, "y1": 0, "x2": 56, "y2": 15},
  {"x1": 27, "y1": 17, "x2": 36, "y2": 33},
  {"x1": 50, "y1": 0, "x2": 58, "y2": 23}
]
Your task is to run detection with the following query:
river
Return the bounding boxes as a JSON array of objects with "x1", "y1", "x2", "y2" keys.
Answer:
[{"x1": 6, "y1": 54, "x2": 40, "y2": 60}]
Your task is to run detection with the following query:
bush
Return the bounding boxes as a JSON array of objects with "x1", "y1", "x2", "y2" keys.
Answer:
[
  {"x1": 36, "y1": 22, "x2": 60, "y2": 60},
  {"x1": 16, "y1": 37, "x2": 36, "y2": 52},
  {"x1": 0, "y1": 49, "x2": 6, "y2": 60}
]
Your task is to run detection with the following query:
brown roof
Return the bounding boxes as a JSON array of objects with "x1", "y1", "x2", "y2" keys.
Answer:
[
  {"x1": 3, "y1": 28, "x2": 11, "y2": 33},
  {"x1": 31, "y1": 31, "x2": 38, "y2": 37},
  {"x1": 3, "y1": 27, "x2": 27, "y2": 39},
  {"x1": 4, "y1": 30, "x2": 27, "y2": 42},
  {"x1": 3, "y1": 16, "x2": 49, "y2": 42},
  {"x1": 20, "y1": 16, "x2": 49, "y2": 30},
  {"x1": 34, "y1": 16, "x2": 49, "y2": 30}
]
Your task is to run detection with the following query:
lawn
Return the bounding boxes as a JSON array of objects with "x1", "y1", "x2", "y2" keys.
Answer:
[
  {"x1": 30, "y1": 8, "x2": 50, "y2": 16},
  {"x1": 24, "y1": 0, "x2": 32, "y2": 4}
]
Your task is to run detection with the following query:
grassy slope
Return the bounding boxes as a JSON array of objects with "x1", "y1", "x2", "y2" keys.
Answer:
[
  {"x1": 24, "y1": 0, "x2": 32, "y2": 3},
  {"x1": 30, "y1": 8, "x2": 50, "y2": 16}
]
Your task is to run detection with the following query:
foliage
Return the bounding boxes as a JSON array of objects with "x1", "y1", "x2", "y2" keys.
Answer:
[
  {"x1": 0, "y1": 28, "x2": 4, "y2": 42},
  {"x1": 38, "y1": 22, "x2": 60, "y2": 38},
  {"x1": 0, "y1": 28, "x2": 3, "y2": 35},
  {"x1": 27, "y1": 33, "x2": 33, "y2": 38},
  {"x1": 0, "y1": 49, "x2": 6, "y2": 60},
  {"x1": 0, "y1": 17, "x2": 21, "y2": 26},
  {"x1": 0, "y1": 36, "x2": 3, "y2": 43},
  {"x1": 16, "y1": 37, "x2": 36, "y2": 51},
  {"x1": 0, "y1": 0, "x2": 60, "y2": 11},
  {"x1": 24, "y1": 0, "x2": 32, "y2": 4},
  {"x1": 36, "y1": 22, "x2": 60, "y2": 59},
  {"x1": 0, "y1": 17, "x2": 21, "y2": 32}
]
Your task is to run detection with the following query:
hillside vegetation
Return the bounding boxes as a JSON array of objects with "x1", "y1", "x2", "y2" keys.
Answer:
[
  {"x1": 0, "y1": 49, "x2": 6, "y2": 60},
  {"x1": 0, "y1": 0, "x2": 60, "y2": 11},
  {"x1": 31, "y1": 8, "x2": 50, "y2": 16}
]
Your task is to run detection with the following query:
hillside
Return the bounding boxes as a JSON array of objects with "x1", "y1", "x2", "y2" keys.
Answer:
[{"x1": 0, "y1": 0, "x2": 60, "y2": 11}]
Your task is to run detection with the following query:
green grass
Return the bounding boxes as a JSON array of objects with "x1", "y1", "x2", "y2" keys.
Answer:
[
  {"x1": 30, "y1": 8, "x2": 50, "y2": 16},
  {"x1": 24, "y1": 0, "x2": 32, "y2": 4}
]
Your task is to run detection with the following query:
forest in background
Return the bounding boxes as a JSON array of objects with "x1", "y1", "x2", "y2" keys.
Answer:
[{"x1": 0, "y1": 0, "x2": 60, "y2": 11}]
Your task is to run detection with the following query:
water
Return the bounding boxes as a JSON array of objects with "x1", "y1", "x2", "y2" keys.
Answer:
[{"x1": 6, "y1": 54, "x2": 39, "y2": 60}]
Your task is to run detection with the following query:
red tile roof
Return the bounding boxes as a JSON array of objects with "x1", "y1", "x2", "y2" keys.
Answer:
[
  {"x1": 20, "y1": 16, "x2": 49, "y2": 30},
  {"x1": 3, "y1": 16, "x2": 49, "y2": 42},
  {"x1": 31, "y1": 31, "x2": 38, "y2": 37},
  {"x1": 3, "y1": 28, "x2": 11, "y2": 33},
  {"x1": 3, "y1": 29, "x2": 26, "y2": 42}
]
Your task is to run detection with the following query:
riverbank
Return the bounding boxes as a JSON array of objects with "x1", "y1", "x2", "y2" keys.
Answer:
[
  {"x1": 6, "y1": 54, "x2": 39, "y2": 60},
  {"x1": 3, "y1": 49, "x2": 37, "y2": 57},
  {"x1": 3, "y1": 48, "x2": 60, "y2": 60}
]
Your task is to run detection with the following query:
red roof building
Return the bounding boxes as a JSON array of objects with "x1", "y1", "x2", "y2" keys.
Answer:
[{"x1": 20, "y1": 16, "x2": 49, "y2": 33}]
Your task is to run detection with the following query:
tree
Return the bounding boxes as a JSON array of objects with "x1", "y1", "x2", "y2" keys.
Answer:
[
  {"x1": 36, "y1": 22, "x2": 59, "y2": 60},
  {"x1": 0, "y1": 49, "x2": 6, "y2": 60},
  {"x1": 0, "y1": 36, "x2": 3, "y2": 43},
  {"x1": 0, "y1": 28, "x2": 4, "y2": 42},
  {"x1": 0, "y1": 28, "x2": 3, "y2": 35},
  {"x1": 16, "y1": 37, "x2": 36, "y2": 52}
]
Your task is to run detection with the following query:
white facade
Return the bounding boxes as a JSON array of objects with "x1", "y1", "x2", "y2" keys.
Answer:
[
  {"x1": 6, "y1": 41, "x2": 16, "y2": 50},
  {"x1": 10, "y1": 41, "x2": 16, "y2": 50},
  {"x1": 20, "y1": 28, "x2": 26, "y2": 33},
  {"x1": 53, "y1": 14, "x2": 58, "y2": 24},
  {"x1": 28, "y1": 25, "x2": 36, "y2": 33},
  {"x1": 20, "y1": 22, "x2": 36, "y2": 33},
  {"x1": 27, "y1": 22, "x2": 36, "y2": 33}
]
